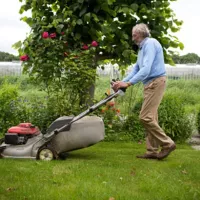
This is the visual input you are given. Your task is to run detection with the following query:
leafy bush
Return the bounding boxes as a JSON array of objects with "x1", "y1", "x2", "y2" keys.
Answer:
[
  {"x1": 116, "y1": 93, "x2": 193, "y2": 143},
  {"x1": 0, "y1": 82, "x2": 22, "y2": 134},
  {"x1": 0, "y1": 80, "x2": 59, "y2": 135},
  {"x1": 97, "y1": 101, "x2": 124, "y2": 141},
  {"x1": 122, "y1": 114, "x2": 145, "y2": 142},
  {"x1": 96, "y1": 96, "x2": 145, "y2": 142},
  {"x1": 15, "y1": 97, "x2": 60, "y2": 134},
  {"x1": 159, "y1": 93, "x2": 193, "y2": 142},
  {"x1": 120, "y1": 98, "x2": 145, "y2": 142},
  {"x1": 196, "y1": 110, "x2": 200, "y2": 134}
]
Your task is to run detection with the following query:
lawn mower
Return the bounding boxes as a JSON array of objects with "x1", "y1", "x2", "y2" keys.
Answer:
[{"x1": 0, "y1": 87, "x2": 125, "y2": 161}]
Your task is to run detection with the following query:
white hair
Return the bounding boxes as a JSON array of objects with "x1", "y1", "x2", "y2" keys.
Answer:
[{"x1": 132, "y1": 23, "x2": 150, "y2": 38}]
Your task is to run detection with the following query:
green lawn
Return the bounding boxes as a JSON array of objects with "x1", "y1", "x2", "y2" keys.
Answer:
[{"x1": 0, "y1": 142, "x2": 199, "y2": 200}]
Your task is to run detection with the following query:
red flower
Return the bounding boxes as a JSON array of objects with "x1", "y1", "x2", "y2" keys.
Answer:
[
  {"x1": 49, "y1": 33, "x2": 56, "y2": 38},
  {"x1": 116, "y1": 109, "x2": 120, "y2": 113},
  {"x1": 61, "y1": 32, "x2": 65, "y2": 35},
  {"x1": 107, "y1": 101, "x2": 115, "y2": 107},
  {"x1": 42, "y1": 32, "x2": 49, "y2": 39},
  {"x1": 91, "y1": 41, "x2": 98, "y2": 47},
  {"x1": 20, "y1": 54, "x2": 29, "y2": 61},
  {"x1": 82, "y1": 44, "x2": 89, "y2": 50}
]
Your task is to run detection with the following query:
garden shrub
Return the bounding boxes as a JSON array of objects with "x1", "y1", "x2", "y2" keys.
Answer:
[
  {"x1": 116, "y1": 93, "x2": 193, "y2": 143},
  {"x1": 196, "y1": 110, "x2": 200, "y2": 134},
  {"x1": 159, "y1": 93, "x2": 193, "y2": 142},
  {"x1": 122, "y1": 114, "x2": 145, "y2": 142},
  {"x1": 98, "y1": 101, "x2": 124, "y2": 141},
  {"x1": 121, "y1": 98, "x2": 145, "y2": 142},
  {"x1": 0, "y1": 82, "x2": 22, "y2": 134},
  {"x1": 0, "y1": 80, "x2": 59, "y2": 135},
  {"x1": 16, "y1": 96, "x2": 60, "y2": 134},
  {"x1": 97, "y1": 97, "x2": 145, "y2": 142}
]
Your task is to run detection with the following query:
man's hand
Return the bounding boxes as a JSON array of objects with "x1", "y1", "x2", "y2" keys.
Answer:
[{"x1": 112, "y1": 81, "x2": 131, "y2": 92}]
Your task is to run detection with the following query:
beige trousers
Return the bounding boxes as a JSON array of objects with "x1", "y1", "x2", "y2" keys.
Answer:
[{"x1": 139, "y1": 76, "x2": 174, "y2": 154}]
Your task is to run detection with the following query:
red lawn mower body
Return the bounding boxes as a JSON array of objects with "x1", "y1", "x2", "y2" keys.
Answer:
[{"x1": 7, "y1": 123, "x2": 40, "y2": 135}]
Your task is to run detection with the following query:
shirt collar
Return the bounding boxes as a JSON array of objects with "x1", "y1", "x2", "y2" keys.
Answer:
[{"x1": 139, "y1": 37, "x2": 148, "y2": 49}]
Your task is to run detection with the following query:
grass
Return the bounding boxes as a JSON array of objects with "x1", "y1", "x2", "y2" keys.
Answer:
[{"x1": 0, "y1": 142, "x2": 200, "y2": 200}]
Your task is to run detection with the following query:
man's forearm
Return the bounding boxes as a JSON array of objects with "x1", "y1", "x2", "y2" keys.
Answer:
[{"x1": 122, "y1": 63, "x2": 139, "y2": 82}]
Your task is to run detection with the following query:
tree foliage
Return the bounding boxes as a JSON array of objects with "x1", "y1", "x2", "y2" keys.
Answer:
[
  {"x1": 172, "y1": 53, "x2": 200, "y2": 64},
  {"x1": 13, "y1": 0, "x2": 184, "y2": 114},
  {"x1": 0, "y1": 52, "x2": 18, "y2": 61}
]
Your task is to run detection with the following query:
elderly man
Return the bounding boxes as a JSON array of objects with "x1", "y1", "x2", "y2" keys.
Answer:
[{"x1": 112, "y1": 23, "x2": 176, "y2": 160}]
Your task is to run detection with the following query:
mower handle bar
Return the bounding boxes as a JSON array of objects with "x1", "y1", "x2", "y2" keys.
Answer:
[
  {"x1": 52, "y1": 89, "x2": 124, "y2": 135},
  {"x1": 44, "y1": 83, "x2": 125, "y2": 141}
]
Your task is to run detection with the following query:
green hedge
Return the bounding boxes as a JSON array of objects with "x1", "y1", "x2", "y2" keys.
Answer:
[
  {"x1": 197, "y1": 111, "x2": 200, "y2": 134},
  {"x1": 158, "y1": 93, "x2": 193, "y2": 142}
]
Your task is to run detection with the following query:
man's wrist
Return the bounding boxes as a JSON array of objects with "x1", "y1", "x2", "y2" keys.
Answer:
[{"x1": 126, "y1": 82, "x2": 132, "y2": 87}]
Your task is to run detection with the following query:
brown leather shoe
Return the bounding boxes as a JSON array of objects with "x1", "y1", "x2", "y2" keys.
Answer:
[
  {"x1": 136, "y1": 153, "x2": 158, "y2": 159},
  {"x1": 157, "y1": 143, "x2": 176, "y2": 160}
]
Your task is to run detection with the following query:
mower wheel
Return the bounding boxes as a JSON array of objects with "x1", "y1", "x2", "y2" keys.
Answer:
[{"x1": 38, "y1": 147, "x2": 55, "y2": 161}]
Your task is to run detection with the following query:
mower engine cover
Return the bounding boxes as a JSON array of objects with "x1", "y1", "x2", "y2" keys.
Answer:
[
  {"x1": 8, "y1": 123, "x2": 40, "y2": 135},
  {"x1": 5, "y1": 123, "x2": 40, "y2": 145}
]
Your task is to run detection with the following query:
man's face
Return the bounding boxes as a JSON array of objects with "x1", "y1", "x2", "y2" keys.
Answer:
[{"x1": 132, "y1": 30, "x2": 142, "y2": 45}]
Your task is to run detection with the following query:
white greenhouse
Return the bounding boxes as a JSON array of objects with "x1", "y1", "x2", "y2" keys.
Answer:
[
  {"x1": 1, "y1": 62, "x2": 200, "y2": 80},
  {"x1": 0, "y1": 61, "x2": 22, "y2": 76}
]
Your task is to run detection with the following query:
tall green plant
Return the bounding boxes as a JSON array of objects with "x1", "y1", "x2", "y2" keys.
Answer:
[
  {"x1": 196, "y1": 111, "x2": 200, "y2": 134},
  {"x1": 159, "y1": 94, "x2": 193, "y2": 142},
  {"x1": 0, "y1": 83, "x2": 21, "y2": 134}
]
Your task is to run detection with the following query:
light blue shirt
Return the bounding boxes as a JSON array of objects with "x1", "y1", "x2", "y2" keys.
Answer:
[{"x1": 123, "y1": 37, "x2": 166, "y2": 85}]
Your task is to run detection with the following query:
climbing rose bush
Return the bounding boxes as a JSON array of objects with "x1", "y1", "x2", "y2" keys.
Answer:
[{"x1": 19, "y1": 28, "x2": 100, "y2": 114}]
